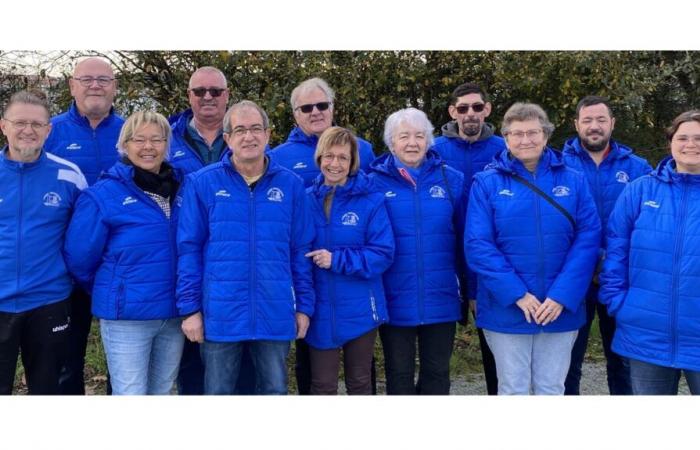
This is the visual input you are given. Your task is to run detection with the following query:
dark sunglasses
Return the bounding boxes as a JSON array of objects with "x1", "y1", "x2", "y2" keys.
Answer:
[
  {"x1": 455, "y1": 103, "x2": 486, "y2": 114},
  {"x1": 295, "y1": 102, "x2": 332, "y2": 113},
  {"x1": 189, "y1": 87, "x2": 227, "y2": 98}
]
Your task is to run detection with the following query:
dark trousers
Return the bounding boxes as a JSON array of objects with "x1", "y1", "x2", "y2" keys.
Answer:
[
  {"x1": 380, "y1": 321, "x2": 456, "y2": 395},
  {"x1": 58, "y1": 287, "x2": 99, "y2": 395},
  {"x1": 309, "y1": 328, "x2": 377, "y2": 395},
  {"x1": 0, "y1": 300, "x2": 70, "y2": 395},
  {"x1": 476, "y1": 326, "x2": 499, "y2": 395},
  {"x1": 629, "y1": 358, "x2": 700, "y2": 395},
  {"x1": 565, "y1": 294, "x2": 632, "y2": 395},
  {"x1": 177, "y1": 340, "x2": 205, "y2": 395}
]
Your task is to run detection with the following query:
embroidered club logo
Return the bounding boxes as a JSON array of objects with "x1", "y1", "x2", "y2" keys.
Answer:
[
  {"x1": 122, "y1": 196, "x2": 138, "y2": 206},
  {"x1": 552, "y1": 186, "x2": 571, "y2": 197},
  {"x1": 43, "y1": 192, "x2": 62, "y2": 207},
  {"x1": 173, "y1": 150, "x2": 186, "y2": 158},
  {"x1": 385, "y1": 191, "x2": 397, "y2": 198},
  {"x1": 341, "y1": 212, "x2": 360, "y2": 226},
  {"x1": 643, "y1": 200, "x2": 660, "y2": 209},
  {"x1": 429, "y1": 185, "x2": 446, "y2": 199},
  {"x1": 615, "y1": 171, "x2": 630, "y2": 183},
  {"x1": 66, "y1": 143, "x2": 81, "y2": 151},
  {"x1": 293, "y1": 162, "x2": 307, "y2": 170},
  {"x1": 267, "y1": 187, "x2": 284, "y2": 202},
  {"x1": 215, "y1": 189, "x2": 231, "y2": 197},
  {"x1": 498, "y1": 189, "x2": 514, "y2": 197}
]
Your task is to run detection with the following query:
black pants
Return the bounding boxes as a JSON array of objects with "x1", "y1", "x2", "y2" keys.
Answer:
[
  {"x1": 0, "y1": 300, "x2": 71, "y2": 395},
  {"x1": 380, "y1": 321, "x2": 456, "y2": 395},
  {"x1": 476, "y1": 327, "x2": 499, "y2": 395},
  {"x1": 177, "y1": 340, "x2": 205, "y2": 395}
]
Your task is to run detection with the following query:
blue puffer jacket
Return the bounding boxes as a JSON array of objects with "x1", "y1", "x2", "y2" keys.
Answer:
[
  {"x1": 600, "y1": 157, "x2": 700, "y2": 371},
  {"x1": 0, "y1": 149, "x2": 86, "y2": 313},
  {"x1": 176, "y1": 152, "x2": 315, "y2": 342},
  {"x1": 268, "y1": 126, "x2": 376, "y2": 187},
  {"x1": 305, "y1": 172, "x2": 394, "y2": 350},
  {"x1": 466, "y1": 148, "x2": 601, "y2": 334},
  {"x1": 63, "y1": 161, "x2": 182, "y2": 320},
  {"x1": 43, "y1": 102, "x2": 124, "y2": 186},
  {"x1": 168, "y1": 109, "x2": 225, "y2": 174},
  {"x1": 562, "y1": 137, "x2": 652, "y2": 247},
  {"x1": 367, "y1": 150, "x2": 466, "y2": 326},
  {"x1": 432, "y1": 121, "x2": 506, "y2": 299}
]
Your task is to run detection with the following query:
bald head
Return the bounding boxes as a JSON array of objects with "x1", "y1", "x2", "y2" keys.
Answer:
[
  {"x1": 69, "y1": 57, "x2": 117, "y2": 126},
  {"x1": 187, "y1": 67, "x2": 229, "y2": 125}
]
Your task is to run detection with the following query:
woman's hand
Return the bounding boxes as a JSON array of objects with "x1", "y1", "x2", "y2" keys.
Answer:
[
  {"x1": 295, "y1": 312, "x2": 310, "y2": 339},
  {"x1": 182, "y1": 312, "x2": 204, "y2": 343},
  {"x1": 515, "y1": 292, "x2": 542, "y2": 324},
  {"x1": 534, "y1": 298, "x2": 564, "y2": 325},
  {"x1": 305, "y1": 249, "x2": 332, "y2": 269}
]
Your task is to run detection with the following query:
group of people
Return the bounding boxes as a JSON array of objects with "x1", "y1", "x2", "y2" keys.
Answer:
[{"x1": 1, "y1": 57, "x2": 699, "y2": 396}]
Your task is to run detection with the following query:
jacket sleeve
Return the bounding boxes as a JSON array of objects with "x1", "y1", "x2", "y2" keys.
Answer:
[
  {"x1": 175, "y1": 176, "x2": 208, "y2": 316},
  {"x1": 599, "y1": 182, "x2": 640, "y2": 316},
  {"x1": 546, "y1": 177, "x2": 601, "y2": 312},
  {"x1": 452, "y1": 173, "x2": 471, "y2": 300},
  {"x1": 291, "y1": 182, "x2": 316, "y2": 317},
  {"x1": 358, "y1": 141, "x2": 376, "y2": 172},
  {"x1": 63, "y1": 192, "x2": 108, "y2": 293},
  {"x1": 330, "y1": 198, "x2": 395, "y2": 279},
  {"x1": 466, "y1": 177, "x2": 528, "y2": 306}
]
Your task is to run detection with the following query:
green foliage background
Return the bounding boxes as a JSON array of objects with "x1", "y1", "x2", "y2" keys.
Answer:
[{"x1": 2, "y1": 50, "x2": 699, "y2": 165}]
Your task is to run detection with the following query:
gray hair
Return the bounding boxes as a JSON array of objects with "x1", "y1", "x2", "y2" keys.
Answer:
[
  {"x1": 383, "y1": 107, "x2": 434, "y2": 152},
  {"x1": 117, "y1": 110, "x2": 172, "y2": 158},
  {"x1": 2, "y1": 89, "x2": 50, "y2": 119},
  {"x1": 188, "y1": 66, "x2": 227, "y2": 89},
  {"x1": 501, "y1": 102, "x2": 555, "y2": 138},
  {"x1": 223, "y1": 100, "x2": 270, "y2": 133},
  {"x1": 290, "y1": 77, "x2": 335, "y2": 110}
]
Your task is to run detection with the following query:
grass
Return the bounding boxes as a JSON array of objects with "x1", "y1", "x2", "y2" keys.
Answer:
[{"x1": 13, "y1": 316, "x2": 605, "y2": 394}]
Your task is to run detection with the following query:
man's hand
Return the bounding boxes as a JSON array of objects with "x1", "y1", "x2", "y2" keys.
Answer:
[
  {"x1": 182, "y1": 312, "x2": 204, "y2": 343},
  {"x1": 295, "y1": 312, "x2": 310, "y2": 339}
]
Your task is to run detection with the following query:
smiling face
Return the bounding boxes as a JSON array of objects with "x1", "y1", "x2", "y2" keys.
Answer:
[
  {"x1": 292, "y1": 87, "x2": 333, "y2": 137},
  {"x1": 448, "y1": 92, "x2": 492, "y2": 141},
  {"x1": 224, "y1": 107, "x2": 270, "y2": 165},
  {"x1": 69, "y1": 58, "x2": 116, "y2": 121},
  {"x1": 320, "y1": 143, "x2": 352, "y2": 186},
  {"x1": 124, "y1": 123, "x2": 168, "y2": 173},
  {"x1": 188, "y1": 69, "x2": 229, "y2": 125},
  {"x1": 575, "y1": 103, "x2": 615, "y2": 153},
  {"x1": 505, "y1": 119, "x2": 548, "y2": 171},
  {"x1": 671, "y1": 120, "x2": 700, "y2": 174},
  {"x1": 391, "y1": 122, "x2": 428, "y2": 168},
  {"x1": 0, "y1": 102, "x2": 51, "y2": 162}
]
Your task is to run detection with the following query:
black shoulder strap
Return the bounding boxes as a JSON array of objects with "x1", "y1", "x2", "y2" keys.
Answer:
[
  {"x1": 509, "y1": 173, "x2": 576, "y2": 229},
  {"x1": 440, "y1": 164, "x2": 455, "y2": 205}
]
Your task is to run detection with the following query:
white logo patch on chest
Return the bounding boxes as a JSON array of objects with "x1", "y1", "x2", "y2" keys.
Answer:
[
  {"x1": 43, "y1": 192, "x2": 62, "y2": 207},
  {"x1": 552, "y1": 186, "x2": 571, "y2": 197},
  {"x1": 267, "y1": 187, "x2": 284, "y2": 202},
  {"x1": 615, "y1": 171, "x2": 630, "y2": 183},
  {"x1": 429, "y1": 185, "x2": 446, "y2": 198},
  {"x1": 341, "y1": 212, "x2": 360, "y2": 226}
]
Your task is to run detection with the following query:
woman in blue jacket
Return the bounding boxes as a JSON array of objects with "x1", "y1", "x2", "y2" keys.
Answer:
[
  {"x1": 305, "y1": 127, "x2": 394, "y2": 395},
  {"x1": 64, "y1": 111, "x2": 184, "y2": 395},
  {"x1": 466, "y1": 103, "x2": 600, "y2": 395},
  {"x1": 368, "y1": 108, "x2": 467, "y2": 395},
  {"x1": 600, "y1": 110, "x2": 700, "y2": 395}
]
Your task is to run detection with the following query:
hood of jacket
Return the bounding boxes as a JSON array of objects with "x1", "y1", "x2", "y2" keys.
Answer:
[
  {"x1": 562, "y1": 136, "x2": 636, "y2": 161},
  {"x1": 369, "y1": 148, "x2": 445, "y2": 178},
  {"x1": 308, "y1": 169, "x2": 372, "y2": 199},
  {"x1": 490, "y1": 147, "x2": 565, "y2": 175},
  {"x1": 440, "y1": 121, "x2": 496, "y2": 142}
]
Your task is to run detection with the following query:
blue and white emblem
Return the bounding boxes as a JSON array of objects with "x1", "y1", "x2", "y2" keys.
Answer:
[
  {"x1": 267, "y1": 187, "x2": 284, "y2": 202},
  {"x1": 615, "y1": 171, "x2": 630, "y2": 183},
  {"x1": 552, "y1": 186, "x2": 571, "y2": 197},
  {"x1": 122, "y1": 196, "x2": 138, "y2": 206},
  {"x1": 341, "y1": 212, "x2": 360, "y2": 226},
  {"x1": 429, "y1": 185, "x2": 446, "y2": 198},
  {"x1": 43, "y1": 192, "x2": 62, "y2": 207}
]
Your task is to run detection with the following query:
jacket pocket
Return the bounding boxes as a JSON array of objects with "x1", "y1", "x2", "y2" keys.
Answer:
[
  {"x1": 369, "y1": 289, "x2": 379, "y2": 322},
  {"x1": 114, "y1": 280, "x2": 126, "y2": 319}
]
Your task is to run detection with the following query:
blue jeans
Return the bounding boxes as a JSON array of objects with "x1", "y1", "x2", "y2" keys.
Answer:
[
  {"x1": 484, "y1": 329, "x2": 578, "y2": 395},
  {"x1": 200, "y1": 340, "x2": 290, "y2": 395},
  {"x1": 100, "y1": 318, "x2": 185, "y2": 395},
  {"x1": 565, "y1": 285, "x2": 631, "y2": 395},
  {"x1": 629, "y1": 358, "x2": 700, "y2": 395}
]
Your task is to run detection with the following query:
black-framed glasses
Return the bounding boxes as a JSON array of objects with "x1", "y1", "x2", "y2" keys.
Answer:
[
  {"x1": 189, "y1": 87, "x2": 227, "y2": 98},
  {"x1": 455, "y1": 103, "x2": 486, "y2": 114},
  {"x1": 295, "y1": 102, "x2": 332, "y2": 113},
  {"x1": 2, "y1": 117, "x2": 49, "y2": 131},
  {"x1": 73, "y1": 76, "x2": 115, "y2": 87}
]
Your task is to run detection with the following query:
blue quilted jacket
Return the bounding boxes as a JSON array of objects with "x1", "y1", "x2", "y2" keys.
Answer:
[
  {"x1": 305, "y1": 172, "x2": 394, "y2": 349},
  {"x1": 64, "y1": 161, "x2": 182, "y2": 320},
  {"x1": 466, "y1": 148, "x2": 601, "y2": 334},
  {"x1": 43, "y1": 102, "x2": 124, "y2": 186},
  {"x1": 600, "y1": 157, "x2": 700, "y2": 371},
  {"x1": 268, "y1": 126, "x2": 376, "y2": 187},
  {"x1": 176, "y1": 152, "x2": 315, "y2": 342},
  {"x1": 367, "y1": 150, "x2": 466, "y2": 326}
]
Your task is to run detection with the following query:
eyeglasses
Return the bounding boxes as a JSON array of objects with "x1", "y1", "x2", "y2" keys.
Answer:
[
  {"x1": 128, "y1": 137, "x2": 167, "y2": 147},
  {"x1": 230, "y1": 125, "x2": 266, "y2": 138},
  {"x1": 507, "y1": 129, "x2": 543, "y2": 141},
  {"x1": 189, "y1": 87, "x2": 227, "y2": 98},
  {"x1": 73, "y1": 76, "x2": 115, "y2": 87},
  {"x1": 295, "y1": 102, "x2": 332, "y2": 114},
  {"x1": 673, "y1": 135, "x2": 700, "y2": 146},
  {"x1": 321, "y1": 153, "x2": 351, "y2": 164},
  {"x1": 2, "y1": 118, "x2": 49, "y2": 131},
  {"x1": 455, "y1": 103, "x2": 486, "y2": 114}
]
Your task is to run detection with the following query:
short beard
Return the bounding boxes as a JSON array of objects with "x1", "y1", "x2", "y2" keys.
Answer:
[
  {"x1": 580, "y1": 135, "x2": 610, "y2": 153},
  {"x1": 460, "y1": 121, "x2": 481, "y2": 137},
  {"x1": 13, "y1": 146, "x2": 41, "y2": 162}
]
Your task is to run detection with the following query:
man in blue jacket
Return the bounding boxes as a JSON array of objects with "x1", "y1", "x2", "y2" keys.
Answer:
[
  {"x1": 562, "y1": 95, "x2": 652, "y2": 395},
  {"x1": 43, "y1": 57, "x2": 124, "y2": 395},
  {"x1": 168, "y1": 66, "x2": 231, "y2": 395},
  {"x1": 0, "y1": 90, "x2": 87, "y2": 394},
  {"x1": 176, "y1": 100, "x2": 315, "y2": 395},
  {"x1": 268, "y1": 77, "x2": 376, "y2": 394},
  {"x1": 432, "y1": 82, "x2": 506, "y2": 395}
]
